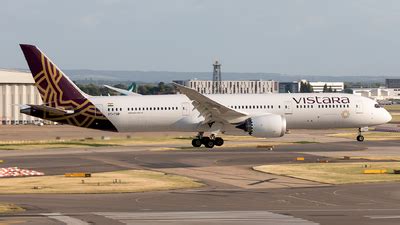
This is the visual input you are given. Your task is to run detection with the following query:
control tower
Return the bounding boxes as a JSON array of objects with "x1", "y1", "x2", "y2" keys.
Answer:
[{"x1": 212, "y1": 60, "x2": 222, "y2": 94}]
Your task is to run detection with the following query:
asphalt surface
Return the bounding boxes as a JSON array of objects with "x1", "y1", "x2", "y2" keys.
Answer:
[{"x1": 0, "y1": 139, "x2": 400, "y2": 225}]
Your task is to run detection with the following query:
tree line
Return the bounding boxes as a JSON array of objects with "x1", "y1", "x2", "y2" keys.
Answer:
[{"x1": 76, "y1": 82, "x2": 176, "y2": 96}]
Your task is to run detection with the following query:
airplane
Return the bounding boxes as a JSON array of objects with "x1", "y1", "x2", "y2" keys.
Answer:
[
  {"x1": 19, "y1": 44, "x2": 392, "y2": 148},
  {"x1": 104, "y1": 83, "x2": 141, "y2": 96}
]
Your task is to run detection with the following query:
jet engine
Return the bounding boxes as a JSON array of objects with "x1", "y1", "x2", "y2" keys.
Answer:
[{"x1": 235, "y1": 114, "x2": 286, "y2": 138}]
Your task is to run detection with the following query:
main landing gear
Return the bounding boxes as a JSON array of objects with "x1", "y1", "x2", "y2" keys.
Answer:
[
  {"x1": 357, "y1": 127, "x2": 365, "y2": 142},
  {"x1": 191, "y1": 133, "x2": 224, "y2": 148}
]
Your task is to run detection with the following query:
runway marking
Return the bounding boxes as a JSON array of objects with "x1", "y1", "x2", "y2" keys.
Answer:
[
  {"x1": 287, "y1": 194, "x2": 339, "y2": 207},
  {"x1": 366, "y1": 215, "x2": 400, "y2": 219},
  {"x1": 94, "y1": 211, "x2": 319, "y2": 225},
  {"x1": 42, "y1": 213, "x2": 89, "y2": 225},
  {"x1": 333, "y1": 189, "x2": 380, "y2": 204},
  {"x1": 83, "y1": 156, "x2": 140, "y2": 169},
  {"x1": 269, "y1": 209, "x2": 400, "y2": 212}
]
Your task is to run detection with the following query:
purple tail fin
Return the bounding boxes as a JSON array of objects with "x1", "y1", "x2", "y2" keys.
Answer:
[
  {"x1": 20, "y1": 44, "x2": 87, "y2": 107},
  {"x1": 19, "y1": 44, "x2": 117, "y2": 132}
]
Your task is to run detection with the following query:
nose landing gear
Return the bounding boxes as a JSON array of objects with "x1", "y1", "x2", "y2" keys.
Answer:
[
  {"x1": 191, "y1": 132, "x2": 224, "y2": 148},
  {"x1": 356, "y1": 134, "x2": 364, "y2": 142},
  {"x1": 356, "y1": 127, "x2": 366, "y2": 142}
]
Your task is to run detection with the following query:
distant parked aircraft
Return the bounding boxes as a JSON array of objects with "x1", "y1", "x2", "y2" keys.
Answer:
[
  {"x1": 104, "y1": 83, "x2": 141, "y2": 96},
  {"x1": 19, "y1": 44, "x2": 392, "y2": 148}
]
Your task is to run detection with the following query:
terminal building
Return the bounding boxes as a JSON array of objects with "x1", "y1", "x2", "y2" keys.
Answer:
[
  {"x1": 307, "y1": 81, "x2": 344, "y2": 93},
  {"x1": 352, "y1": 78, "x2": 400, "y2": 101},
  {"x1": 174, "y1": 79, "x2": 279, "y2": 94},
  {"x1": 175, "y1": 60, "x2": 278, "y2": 94},
  {"x1": 0, "y1": 69, "x2": 44, "y2": 125},
  {"x1": 386, "y1": 79, "x2": 400, "y2": 88},
  {"x1": 352, "y1": 87, "x2": 400, "y2": 100},
  {"x1": 279, "y1": 82, "x2": 299, "y2": 93},
  {"x1": 279, "y1": 80, "x2": 344, "y2": 93}
]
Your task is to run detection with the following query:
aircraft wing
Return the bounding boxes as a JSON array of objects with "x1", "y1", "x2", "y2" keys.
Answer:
[
  {"x1": 25, "y1": 104, "x2": 74, "y2": 115},
  {"x1": 173, "y1": 83, "x2": 248, "y2": 124},
  {"x1": 104, "y1": 85, "x2": 141, "y2": 96}
]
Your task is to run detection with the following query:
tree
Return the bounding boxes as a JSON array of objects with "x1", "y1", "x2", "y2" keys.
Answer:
[
  {"x1": 323, "y1": 84, "x2": 328, "y2": 93},
  {"x1": 300, "y1": 81, "x2": 313, "y2": 93}
]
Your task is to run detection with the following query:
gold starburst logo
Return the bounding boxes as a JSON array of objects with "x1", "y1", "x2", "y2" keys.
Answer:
[{"x1": 341, "y1": 110, "x2": 350, "y2": 119}]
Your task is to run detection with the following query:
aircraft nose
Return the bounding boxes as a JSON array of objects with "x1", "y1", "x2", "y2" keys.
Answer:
[{"x1": 383, "y1": 109, "x2": 392, "y2": 123}]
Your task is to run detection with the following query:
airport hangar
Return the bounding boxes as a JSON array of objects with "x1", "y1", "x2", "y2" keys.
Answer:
[{"x1": 0, "y1": 69, "x2": 43, "y2": 125}]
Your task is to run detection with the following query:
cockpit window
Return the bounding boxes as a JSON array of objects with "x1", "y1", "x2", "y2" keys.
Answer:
[{"x1": 374, "y1": 104, "x2": 381, "y2": 108}]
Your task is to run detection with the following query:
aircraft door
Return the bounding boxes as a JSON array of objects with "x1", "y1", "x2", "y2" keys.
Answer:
[
  {"x1": 284, "y1": 101, "x2": 293, "y2": 115},
  {"x1": 356, "y1": 101, "x2": 363, "y2": 114},
  {"x1": 182, "y1": 102, "x2": 191, "y2": 116}
]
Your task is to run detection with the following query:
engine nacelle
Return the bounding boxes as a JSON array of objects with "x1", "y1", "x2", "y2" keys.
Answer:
[{"x1": 236, "y1": 114, "x2": 287, "y2": 138}]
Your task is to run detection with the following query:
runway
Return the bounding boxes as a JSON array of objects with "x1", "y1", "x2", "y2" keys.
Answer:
[{"x1": 0, "y1": 137, "x2": 400, "y2": 224}]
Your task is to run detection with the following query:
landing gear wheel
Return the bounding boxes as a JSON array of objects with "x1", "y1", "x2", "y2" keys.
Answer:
[
  {"x1": 204, "y1": 139, "x2": 215, "y2": 148},
  {"x1": 201, "y1": 137, "x2": 210, "y2": 145},
  {"x1": 356, "y1": 135, "x2": 364, "y2": 142},
  {"x1": 201, "y1": 137, "x2": 214, "y2": 148},
  {"x1": 192, "y1": 139, "x2": 202, "y2": 147},
  {"x1": 214, "y1": 137, "x2": 224, "y2": 146}
]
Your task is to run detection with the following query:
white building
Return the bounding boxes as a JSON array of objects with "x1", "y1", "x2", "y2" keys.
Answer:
[
  {"x1": 306, "y1": 81, "x2": 345, "y2": 93},
  {"x1": 174, "y1": 80, "x2": 278, "y2": 94},
  {"x1": 0, "y1": 69, "x2": 44, "y2": 125},
  {"x1": 353, "y1": 88, "x2": 400, "y2": 100}
]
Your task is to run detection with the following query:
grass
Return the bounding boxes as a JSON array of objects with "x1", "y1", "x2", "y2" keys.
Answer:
[
  {"x1": 328, "y1": 132, "x2": 400, "y2": 141},
  {"x1": 0, "y1": 137, "x2": 187, "y2": 150},
  {"x1": 0, "y1": 203, "x2": 24, "y2": 213},
  {"x1": 0, "y1": 170, "x2": 203, "y2": 194},
  {"x1": 390, "y1": 114, "x2": 400, "y2": 123},
  {"x1": 254, "y1": 162, "x2": 400, "y2": 184},
  {"x1": 383, "y1": 105, "x2": 400, "y2": 123},
  {"x1": 0, "y1": 141, "x2": 118, "y2": 150},
  {"x1": 347, "y1": 156, "x2": 400, "y2": 161},
  {"x1": 0, "y1": 135, "x2": 293, "y2": 151},
  {"x1": 384, "y1": 105, "x2": 400, "y2": 111},
  {"x1": 292, "y1": 141, "x2": 319, "y2": 144}
]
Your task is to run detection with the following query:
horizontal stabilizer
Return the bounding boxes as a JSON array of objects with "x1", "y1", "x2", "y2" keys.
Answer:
[{"x1": 26, "y1": 104, "x2": 74, "y2": 115}]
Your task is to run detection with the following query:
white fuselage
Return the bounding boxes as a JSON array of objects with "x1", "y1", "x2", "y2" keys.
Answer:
[{"x1": 88, "y1": 93, "x2": 392, "y2": 135}]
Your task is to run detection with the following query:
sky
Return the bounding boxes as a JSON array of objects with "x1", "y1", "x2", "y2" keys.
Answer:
[{"x1": 1, "y1": 0, "x2": 400, "y2": 76}]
